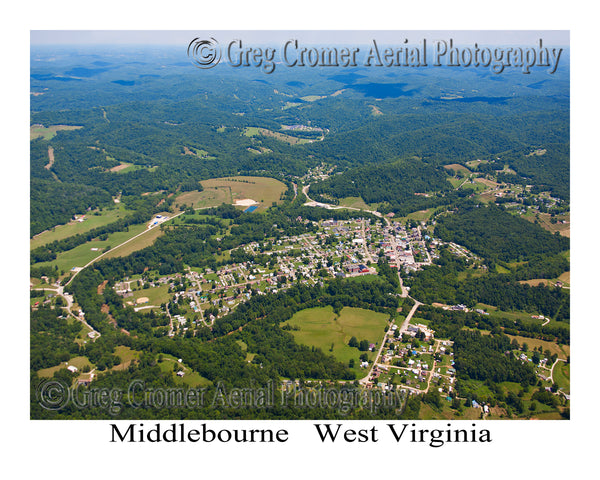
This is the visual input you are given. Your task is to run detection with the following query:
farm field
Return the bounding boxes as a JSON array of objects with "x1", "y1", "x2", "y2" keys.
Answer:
[
  {"x1": 443, "y1": 163, "x2": 472, "y2": 175},
  {"x1": 30, "y1": 205, "x2": 132, "y2": 249},
  {"x1": 175, "y1": 176, "x2": 286, "y2": 212},
  {"x1": 30, "y1": 124, "x2": 82, "y2": 140},
  {"x1": 282, "y1": 306, "x2": 390, "y2": 377},
  {"x1": 201, "y1": 176, "x2": 287, "y2": 211}
]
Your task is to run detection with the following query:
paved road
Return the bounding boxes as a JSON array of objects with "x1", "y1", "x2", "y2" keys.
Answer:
[
  {"x1": 65, "y1": 210, "x2": 185, "y2": 287},
  {"x1": 359, "y1": 299, "x2": 422, "y2": 385}
]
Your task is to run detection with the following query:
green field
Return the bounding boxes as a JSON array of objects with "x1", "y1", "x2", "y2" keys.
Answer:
[
  {"x1": 37, "y1": 356, "x2": 93, "y2": 378},
  {"x1": 35, "y1": 223, "x2": 148, "y2": 274},
  {"x1": 103, "y1": 224, "x2": 165, "y2": 259},
  {"x1": 552, "y1": 360, "x2": 570, "y2": 393},
  {"x1": 282, "y1": 306, "x2": 390, "y2": 377},
  {"x1": 30, "y1": 124, "x2": 82, "y2": 140},
  {"x1": 338, "y1": 196, "x2": 374, "y2": 211},
  {"x1": 31, "y1": 205, "x2": 132, "y2": 249},
  {"x1": 397, "y1": 208, "x2": 435, "y2": 223},
  {"x1": 124, "y1": 284, "x2": 172, "y2": 307},
  {"x1": 157, "y1": 354, "x2": 212, "y2": 387}
]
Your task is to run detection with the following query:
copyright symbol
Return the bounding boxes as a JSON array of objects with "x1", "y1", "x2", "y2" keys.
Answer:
[
  {"x1": 187, "y1": 37, "x2": 221, "y2": 69},
  {"x1": 37, "y1": 379, "x2": 69, "y2": 410}
]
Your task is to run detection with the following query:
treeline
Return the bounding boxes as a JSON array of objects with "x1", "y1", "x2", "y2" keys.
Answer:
[
  {"x1": 452, "y1": 330, "x2": 537, "y2": 386},
  {"x1": 408, "y1": 263, "x2": 569, "y2": 320},
  {"x1": 31, "y1": 209, "x2": 156, "y2": 264},
  {"x1": 503, "y1": 143, "x2": 570, "y2": 201},
  {"x1": 434, "y1": 202, "x2": 569, "y2": 263},
  {"x1": 417, "y1": 305, "x2": 569, "y2": 344},
  {"x1": 30, "y1": 179, "x2": 113, "y2": 237},
  {"x1": 211, "y1": 279, "x2": 399, "y2": 337},
  {"x1": 405, "y1": 247, "x2": 569, "y2": 321},
  {"x1": 30, "y1": 305, "x2": 82, "y2": 371},
  {"x1": 310, "y1": 159, "x2": 455, "y2": 215}
]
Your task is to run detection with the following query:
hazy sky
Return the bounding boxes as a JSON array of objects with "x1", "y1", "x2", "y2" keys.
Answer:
[{"x1": 30, "y1": 30, "x2": 569, "y2": 46}]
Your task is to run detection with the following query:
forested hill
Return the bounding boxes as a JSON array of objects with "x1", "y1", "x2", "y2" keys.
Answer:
[
  {"x1": 303, "y1": 106, "x2": 569, "y2": 167},
  {"x1": 434, "y1": 203, "x2": 570, "y2": 263},
  {"x1": 309, "y1": 159, "x2": 457, "y2": 215}
]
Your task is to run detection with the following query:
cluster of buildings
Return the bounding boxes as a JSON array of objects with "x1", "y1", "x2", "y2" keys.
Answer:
[{"x1": 110, "y1": 215, "x2": 467, "y2": 336}]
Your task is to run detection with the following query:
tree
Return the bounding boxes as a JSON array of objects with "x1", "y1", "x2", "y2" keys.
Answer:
[{"x1": 348, "y1": 336, "x2": 358, "y2": 348}]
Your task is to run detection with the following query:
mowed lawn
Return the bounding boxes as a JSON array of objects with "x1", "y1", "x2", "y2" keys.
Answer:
[
  {"x1": 125, "y1": 284, "x2": 171, "y2": 307},
  {"x1": 282, "y1": 306, "x2": 390, "y2": 377}
]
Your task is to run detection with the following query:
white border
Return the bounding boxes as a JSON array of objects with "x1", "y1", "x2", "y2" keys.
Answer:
[{"x1": 6, "y1": 1, "x2": 597, "y2": 478}]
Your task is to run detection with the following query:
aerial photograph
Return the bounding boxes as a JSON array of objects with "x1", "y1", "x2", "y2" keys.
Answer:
[{"x1": 29, "y1": 30, "x2": 571, "y2": 422}]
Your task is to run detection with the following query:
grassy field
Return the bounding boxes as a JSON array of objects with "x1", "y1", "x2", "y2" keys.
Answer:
[
  {"x1": 37, "y1": 356, "x2": 93, "y2": 378},
  {"x1": 31, "y1": 206, "x2": 132, "y2": 249},
  {"x1": 531, "y1": 212, "x2": 570, "y2": 237},
  {"x1": 30, "y1": 124, "x2": 82, "y2": 140},
  {"x1": 111, "y1": 346, "x2": 140, "y2": 371},
  {"x1": 443, "y1": 163, "x2": 471, "y2": 174},
  {"x1": 504, "y1": 334, "x2": 570, "y2": 359},
  {"x1": 338, "y1": 196, "x2": 373, "y2": 211},
  {"x1": 35, "y1": 223, "x2": 148, "y2": 274},
  {"x1": 200, "y1": 176, "x2": 287, "y2": 211},
  {"x1": 124, "y1": 284, "x2": 171, "y2": 307},
  {"x1": 552, "y1": 360, "x2": 570, "y2": 393},
  {"x1": 157, "y1": 354, "x2": 212, "y2": 387},
  {"x1": 103, "y1": 225, "x2": 164, "y2": 259},
  {"x1": 473, "y1": 177, "x2": 500, "y2": 189},
  {"x1": 176, "y1": 176, "x2": 287, "y2": 212},
  {"x1": 176, "y1": 187, "x2": 231, "y2": 210},
  {"x1": 475, "y1": 302, "x2": 549, "y2": 324},
  {"x1": 282, "y1": 306, "x2": 390, "y2": 377},
  {"x1": 396, "y1": 208, "x2": 435, "y2": 223},
  {"x1": 300, "y1": 95, "x2": 326, "y2": 102}
]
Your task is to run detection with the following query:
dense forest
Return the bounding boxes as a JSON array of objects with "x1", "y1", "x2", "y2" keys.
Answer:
[
  {"x1": 309, "y1": 158, "x2": 458, "y2": 214},
  {"x1": 433, "y1": 202, "x2": 570, "y2": 263}
]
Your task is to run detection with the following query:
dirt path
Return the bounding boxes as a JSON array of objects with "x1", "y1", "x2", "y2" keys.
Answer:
[{"x1": 45, "y1": 146, "x2": 55, "y2": 170}]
